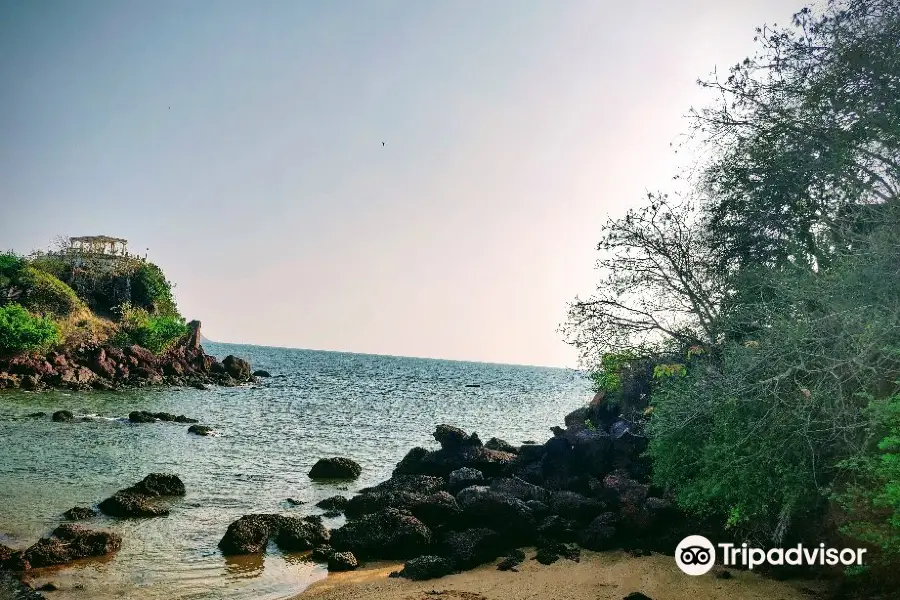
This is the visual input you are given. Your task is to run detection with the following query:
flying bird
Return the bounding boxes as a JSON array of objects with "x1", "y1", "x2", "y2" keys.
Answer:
[{"x1": 382, "y1": 142, "x2": 385, "y2": 146}]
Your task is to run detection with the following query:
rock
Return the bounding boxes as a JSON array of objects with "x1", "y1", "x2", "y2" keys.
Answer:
[
  {"x1": 125, "y1": 345, "x2": 157, "y2": 366},
  {"x1": 51, "y1": 410, "x2": 74, "y2": 422},
  {"x1": 25, "y1": 412, "x2": 46, "y2": 418},
  {"x1": 309, "y1": 457, "x2": 362, "y2": 480},
  {"x1": 322, "y1": 510, "x2": 343, "y2": 518},
  {"x1": 222, "y1": 355, "x2": 251, "y2": 381},
  {"x1": 316, "y1": 496, "x2": 348, "y2": 511},
  {"x1": 484, "y1": 437, "x2": 518, "y2": 454},
  {"x1": 128, "y1": 410, "x2": 156, "y2": 423},
  {"x1": 489, "y1": 477, "x2": 551, "y2": 503},
  {"x1": 286, "y1": 498, "x2": 305, "y2": 506},
  {"x1": 439, "y1": 528, "x2": 504, "y2": 570},
  {"x1": 623, "y1": 594, "x2": 653, "y2": 600},
  {"x1": 174, "y1": 415, "x2": 198, "y2": 423},
  {"x1": 456, "y1": 486, "x2": 535, "y2": 539},
  {"x1": 37, "y1": 582, "x2": 59, "y2": 591},
  {"x1": 496, "y1": 556, "x2": 520, "y2": 571},
  {"x1": 20, "y1": 375, "x2": 41, "y2": 390},
  {"x1": 534, "y1": 546, "x2": 560, "y2": 565},
  {"x1": 252, "y1": 370, "x2": 271, "y2": 377},
  {"x1": 549, "y1": 490, "x2": 605, "y2": 521},
  {"x1": 327, "y1": 551, "x2": 359, "y2": 571},
  {"x1": 330, "y1": 508, "x2": 431, "y2": 559},
  {"x1": 537, "y1": 515, "x2": 578, "y2": 543},
  {"x1": 715, "y1": 569, "x2": 732, "y2": 579},
  {"x1": 525, "y1": 500, "x2": 551, "y2": 520},
  {"x1": 393, "y1": 444, "x2": 515, "y2": 479},
  {"x1": 98, "y1": 473, "x2": 185, "y2": 517},
  {"x1": 359, "y1": 475, "x2": 446, "y2": 496},
  {"x1": 578, "y1": 514, "x2": 618, "y2": 551},
  {"x1": 310, "y1": 544, "x2": 335, "y2": 562},
  {"x1": 516, "y1": 443, "x2": 545, "y2": 463},
  {"x1": 63, "y1": 506, "x2": 97, "y2": 521},
  {"x1": 564, "y1": 406, "x2": 589, "y2": 427},
  {"x1": 434, "y1": 424, "x2": 481, "y2": 450},
  {"x1": 398, "y1": 555, "x2": 456, "y2": 580},
  {"x1": 448, "y1": 467, "x2": 484, "y2": 492},
  {"x1": 188, "y1": 425, "x2": 213, "y2": 436},
  {"x1": 218, "y1": 514, "x2": 329, "y2": 555},
  {"x1": 22, "y1": 524, "x2": 121, "y2": 568}
]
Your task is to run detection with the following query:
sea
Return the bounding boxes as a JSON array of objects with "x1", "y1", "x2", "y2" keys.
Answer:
[{"x1": 0, "y1": 343, "x2": 590, "y2": 599}]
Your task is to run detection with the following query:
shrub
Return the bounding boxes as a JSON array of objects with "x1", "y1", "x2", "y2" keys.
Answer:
[
  {"x1": 114, "y1": 303, "x2": 188, "y2": 354},
  {"x1": 130, "y1": 262, "x2": 178, "y2": 316},
  {"x1": 0, "y1": 303, "x2": 59, "y2": 355},
  {"x1": 18, "y1": 267, "x2": 83, "y2": 317}
]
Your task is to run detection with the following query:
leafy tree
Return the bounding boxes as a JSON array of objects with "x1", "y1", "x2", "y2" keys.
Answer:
[
  {"x1": 130, "y1": 262, "x2": 179, "y2": 317},
  {"x1": 113, "y1": 302, "x2": 187, "y2": 354},
  {"x1": 0, "y1": 303, "x2": 59, "y2": 355}
]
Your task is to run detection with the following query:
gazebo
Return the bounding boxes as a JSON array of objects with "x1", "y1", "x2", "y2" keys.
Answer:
[{"x1": 68, "y1": 236, "x2": 129, "y2": 256}]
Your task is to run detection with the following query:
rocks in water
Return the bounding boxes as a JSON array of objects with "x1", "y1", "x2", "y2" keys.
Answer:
[
  {"x1": 222, "y1": 355, "x2": 251, "y2": 381},
  {"x1": 310, "y1": 544, "x2": 335, "y2": 562},
  {"x1": 316, "y1": 496, "x2": 348, "y2": 511},
  {"x1": 63, "y1": 506, "x2": 97, "y2": 521},
  {"x1": 20, "y1": 524, "x2": 121, "y2": 569},
  {"x1": 218, "y1": 514, "x2": 329, "y2": 555},
  {"x1": 130, "y1": 411, "x2": 199, "y2": 424},
  {"x1": 25, "y1": 412, "x2": 46, "y2": 418},
  {"x1": 398, "y1": 555, "x2": 456, "y2": 580},
  {"x1": 330, "y1": 508, "x2": 431, "y2": 559},
  {"x1": 286, "y1": 498, "x2": 305, "y2": 506},
  {"x1": 252, "y1": 370, "x2": 271, "y2": 377},
  {"x1": 98, "y1": 473, "x2": 185, "y2": 517},
  {"x1": 128, "y1": 411, "x2": 157, "y2": 423},
  {"x1": 327, "y1": 551, "x2": 359, "y2": 571},
  {"x1": 309, "y1": 457, "x2": 362, "y2": 480},
  {"x1": 51, "y1": 410, "x2": 74, "y2": 422},
  {"x1": 322, "y1": 510, "x2": 343, "y2": 518},
  {"x1": 175, "y1": 415, "x2": 198, "y2": 423},
  {"x1": 187, "y1": 425, "x2": 213, "y2": 436},
  {"x1": 434, "y1": 424, "x2": 481, "y2": 450},
  {"x1": 484, "y1": 437, "x2": 517, "y2": 454}
]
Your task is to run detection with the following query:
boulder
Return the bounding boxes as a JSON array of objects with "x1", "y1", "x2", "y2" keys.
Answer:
[
  {"x1": 398, "y1": 555, "x2": 456, "y2": 580},
  {"x1": 188, "y1": 425, "x2": 213, "y2": 436},
  {"x1": 252, "y1": 370, "x2": 271, "y2": 377},
  {"x1": 310, "y1": 544, "x2": 335, "y2": 562},
  {"x1": 330, "y1": 508, "x2": 431, "y2": 559},
  {"x1": 98, "y1": 473, "x2": 185, "y2": 517},
  {"x1": 455, "y1": 486, "x2": 535, "y2": 540},
  {"x1": 344, "y1": 489, "x2": 460, "y2": 528},
  {"x1": 489, "y1": 477, "x2": 551, "y2": 503},
  {"x1": 316, "y1": 496, "x2": 348, "y2": 511},
  {"x1": 273, "y1": 516, "x2": 331, "y2": 551},
  {"x1": 218, "y1": 514, "x2": 272, "y2": 554},
  {"x1": 439, "y1": 528, "x2": 504, "y2": 570},
  {"x1": 537, "y1": 515, "x2": 578, "y2": 543},
  {"x1": 174, "y1": 415, "x2": 198, "y2": 423},
  {"x1": 22, "y1": 524, "x2": 121, "y2": 568},
  {"x1": 448, "y1": 467, "x2": 484, "y2": 492},
  {"x1": 578, "y1": 513, "x2": 619, "y2": 551},
  {"x1": 393, "y1": 445, "x2": 515, "y2": 479},
  {"x1": 359, "y1": 475, "x2": 446, "y2": 496},
  {"x1": 484, "y1": 437, "x2": 518, "y2": 454},
  {"x1": 51, "y1": 410, "x2": 74, "y2": 422},
  {"x1": 433, "y1": 424, "x2": 481, "y2": 450},
  {"x1": 128, "y1": 410, "x2": 156, "y2": 423},
  {"x1": 63, "y1": 506, "x2": 97, "y2": 521},
  {"x1": 132, "y1": 473, "x2": 186, "y2": 496},
  {"x1": 218, "y1": 514, "x2": 328, "y2": 555},
  {"x1": 309, "y1": 457, "x2": 362, "y2": 480},
  {"x1": 222, "y1": 355, "x2": 251, "y2": 381},
  {"x1": 549, "y1": 490, "x2": 605, "y2": 521},
  {"x1": 327, "y1": 551, "x2": 359, "y2": 571}
]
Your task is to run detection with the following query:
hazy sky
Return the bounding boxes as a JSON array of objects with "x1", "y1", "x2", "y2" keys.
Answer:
[{"x1": 1, "y1": 0, "x2": 797, "y2": 367}]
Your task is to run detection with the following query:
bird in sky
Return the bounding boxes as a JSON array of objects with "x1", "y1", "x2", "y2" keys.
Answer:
[{"x1": 382, "y1": 142, "x2": 385, "y2": 146}]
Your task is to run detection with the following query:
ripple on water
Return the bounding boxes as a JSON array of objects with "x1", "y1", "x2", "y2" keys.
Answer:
[{"x1": 0, "y1": 344, "x2": 589, "y2": 599}]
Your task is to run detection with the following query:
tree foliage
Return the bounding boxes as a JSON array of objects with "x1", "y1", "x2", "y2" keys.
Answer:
[{"x1": 0, "y1": 303, "x2": 60, "y2": 355}]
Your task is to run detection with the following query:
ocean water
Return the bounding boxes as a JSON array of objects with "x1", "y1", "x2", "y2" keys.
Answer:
[{"x1": 0, "y1": 343, "x2": 590, "y2": 599}]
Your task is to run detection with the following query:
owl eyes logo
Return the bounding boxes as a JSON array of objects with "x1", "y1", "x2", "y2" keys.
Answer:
[{"x1": 675, "y1": 535, "x2": 716, "y2": 575}]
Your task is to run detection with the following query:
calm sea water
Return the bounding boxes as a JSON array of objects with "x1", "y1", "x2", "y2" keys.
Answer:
[{"x1": 0, "y1": 343, "x2": 589, "y2": 599}]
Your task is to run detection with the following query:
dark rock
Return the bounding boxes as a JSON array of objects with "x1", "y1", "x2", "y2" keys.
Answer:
[
  {"x1": 439, "y1": 528, "x2": 503, "y2": 569},
  {"x1": 623, "y1": 594, "x2": 653, "y2": 600},
  {"x1": 187, "y1": 425, "x2": 213, "y2": 436},
  {"x1": 153, "y1": 412, "x2": 177, "y2": 421},
  {"x1": 219, "y1": 515, "x2": 272, "y2": 554},
  {"x1": 715, "y1": 570, "x2": 732, "y2": 580},
  {"x1": 516, "y1": 443, "x2": 545, "y2": 463},
  {"x1": 489, "y1": 477, "x2": 551, "y2": 503},
  {"x1": 316, "y1": 496, "x2": 348, "y2": 511},
  {"x1": 484, "y1": 437, "x2": 518, "y2": 454},
  {"x1": 398, "y1": 555, "x2": 456, "y2": 580},
  {"x1": 525, "y1": 500, "x2": 551, "y2": 520},
  {"x1": 274, "y1": 516, "x2": 330, "y2": 551},
  {"x1": 578, "y1": 514, "x2": 618, "y2": 551},
  {"x1": 394, "y1": 444, "x2": 515, "y2": 479},
  {"x1": 218, "y1": 514, "x2": 329, "y2": 555},
  {"x1": 534, "y1": 546, "x2": 559, "y2": 565},
  {"x1": 456, "y1": 486, "x2": 534, "y2": 539},
  {"x1": 63, "y1": 506, "x2": 97, "y2": 521},
  {"x1": 359, "y1": 475, "x2": 446, "y2": 496},
  {"x1": 286, "y1": 498, "x2": 305, "y2": 506},
  {"x1": 496, "y1": 548, "x2": 527, "y2": 570},
  {"x1": 174, "y1": 415, "x2": 198, "y2": 423},
  {"x1": 37, "y1": 582, "x2": 59, "y2": 591},
  {"x1": 132, "y1": 473, "x2": 186, "y2": 496},
  {"x1": 537, "y1": 515, "x2": 578, "y2": 543},
  {"x1": 569, "y1": 429, "x2": 614, "y2": 477},
  {"x1": 25, "y1": 412, "x2": 47, "y2": 418},
  {"x1": 327, "y1": 551, "x2": 359, "y2": 571},
  {"x1": 448, "y1": 467, "x2": 483, "y2": 492},
  {"x1": 310, "y1": 544, "x2": 335, "y2": 562},
  {"x1": 98, "y1": 491, "x2": 169, "y2": 517},
  {"x1": 564, "y1": 407, "x2": 589, "y2": 427},
  {"x1": 252, "y1": 370, "x2": 271, "y2": 377},
  {"x1": 51, "y1": 410, "x2": 74, "y2": 422},
  {"x1": 22, "y1": 524, "x2": 121, "y2": 568},
  {"x1": 322, "y1": 510, "x2": 343, "y2": 518},
  {"x1": 128, "y1": 410, "x2": 156, "y2": 423},
  {"x1": 330, "y1": 508, "x2": 431, "y2": 559},
  {"x1": 309, "y1": 457, "x2": 362, "y2": 480},
  {"x1": 549, "y1": 490, "x2": 605, "y2": 521},
  {"x1": 434, "y1": 424, "x2": 481, "y2": 450},
  {"x1": 222, "y1": 355, "x2": 251, "y2": 381}
]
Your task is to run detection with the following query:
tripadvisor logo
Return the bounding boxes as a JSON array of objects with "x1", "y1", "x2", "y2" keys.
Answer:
[{"x1": 675, "y1": 535, "x2": 867, "y2": 576}]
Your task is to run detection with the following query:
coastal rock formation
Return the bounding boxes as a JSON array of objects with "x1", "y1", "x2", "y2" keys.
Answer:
[
  {"x1": 51, "y1": 410, "x2": 73, "y2": 422},
  {"x1": 218, "y1": 514, "x2": 329, "y2": 555},
  {"x1": 129, "y1": 411, "x2": 199, "y2": 424},
  {"x1": 316, "y1": 496, "x2": 348, "y2": 511},
  {"x1": 187, "y1": 425, "x2": 213, "y2": 436},
  {"x1": 327, "y1": 551, "x2": 359, "y2": 571},
  {"x1": 0, "y1": 321, "x2": 254, "y2": 392},
  {"x1": 330, "y1": 508, "x2": 431, "y2": 559},
  {"x1": 98, "y1": 473, "x2": 185, "y2": 518},
  {"x1": 308, "y1": 457, "x2": 362, "y2": 480},
  {"x1": 398, "y1": 555, "x2": 456, "y2": 580},
  {"x1": 12, "y1": 524, "x2": 121, "y2": 570},
  {"x1": 63, "y1": 506, "x2": 97, "y2": 521}
]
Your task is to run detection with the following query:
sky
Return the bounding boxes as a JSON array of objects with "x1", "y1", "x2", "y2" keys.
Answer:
[{"x1": 0, "y1": 0, "x2": 799, "y2": 367}]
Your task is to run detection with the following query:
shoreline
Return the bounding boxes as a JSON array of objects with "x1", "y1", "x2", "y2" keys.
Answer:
[{"x1": 294, "y1": 549, "x2": 824, "y2": 600}]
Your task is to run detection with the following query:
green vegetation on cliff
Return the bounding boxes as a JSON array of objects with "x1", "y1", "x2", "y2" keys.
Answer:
[
  {"x1": 0, "y1": 246, "x2": 186, "y2": 356},
  {"x1": 566, "y1": 0, "x2": 900, "y2": 572}
]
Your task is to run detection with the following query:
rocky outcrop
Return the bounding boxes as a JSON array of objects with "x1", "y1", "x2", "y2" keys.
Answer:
[
  {"x1": 397, "y1": 555, "x2": 456, "y2": 580},
  {"x1": 308, "y1": 457, "x2": 362, "y2": 480},
  {"x1": 330, "y1": 508, "x2": 431, "y2": 559},
  {"x1": 98, "y1": 473, "x2": 185, "y2": 518},
  {"x1": 0, "y1": 321, "x2": 254, "y2": 391},
  {"x1": 63, "y1": 506, "x2": 97, "y2": 521},
  {"x1": 13, "y1": 524, "x2": 121, "y2": 570},
  {"x1": 218, "y1": 514, "x2": 329, "y2": 555},
  {"x1": 51, "y1": 410, "x2": 73, "y2": 422},
  {"x1": 187, "y1": 425, "x2": 213, "y2": 436},
  {"x1": 327, "y1": 551, "x2": 359, "y2": 571}
]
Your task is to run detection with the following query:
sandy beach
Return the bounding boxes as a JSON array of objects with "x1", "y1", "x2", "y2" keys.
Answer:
[{"x1": 295, "y1": 550, "x2": 822, "y2": 600}]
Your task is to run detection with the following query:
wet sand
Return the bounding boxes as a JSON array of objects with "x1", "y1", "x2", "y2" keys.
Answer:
[{"x1": 295, "y1": 550, "x2": 822, "y2": 600}]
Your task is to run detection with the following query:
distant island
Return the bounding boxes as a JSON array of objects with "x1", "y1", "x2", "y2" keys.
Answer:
[{"x1": 0, "y1": 235, "x2": 254, "y2": 391}]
